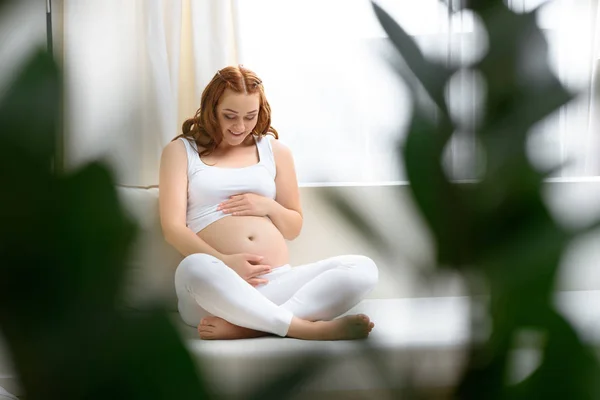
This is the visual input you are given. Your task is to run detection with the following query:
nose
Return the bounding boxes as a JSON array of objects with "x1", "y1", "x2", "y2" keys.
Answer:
[{"x1": 231, "y1": 121, "x2": 245, "y2": 133}]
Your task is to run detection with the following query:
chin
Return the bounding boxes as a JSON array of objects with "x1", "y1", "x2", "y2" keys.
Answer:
[{"x1": 221, "y1": 131, "x2": 248, "y2": 145}]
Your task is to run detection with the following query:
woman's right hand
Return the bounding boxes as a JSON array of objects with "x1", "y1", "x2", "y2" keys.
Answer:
[{"x1": 222, "y1": 253, "x2": 272, "y2": 287}]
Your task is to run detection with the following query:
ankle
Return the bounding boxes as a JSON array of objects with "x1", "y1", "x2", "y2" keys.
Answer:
[{"x1": 287, "y1": 317, "x2": 331, "y2": 340}]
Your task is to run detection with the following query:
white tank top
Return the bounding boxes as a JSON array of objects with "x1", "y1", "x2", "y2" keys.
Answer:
[{"x1": 179, "y1": 135, "x2": 277, "y2": 233}]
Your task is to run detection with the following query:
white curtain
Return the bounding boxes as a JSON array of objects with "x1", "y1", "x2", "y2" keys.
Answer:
[
  {"x1": 0, "y1": 1, "x2": 47, "y2": 98},
  {"x1": 236, "y1": 0, "x2": 413, "y2": 184},
  {"x1": 236, "y1": 0, "x2": 600, "y2": 184},
  {"x1": 589, "y1": 1, "x2": 600, "y2": 175},
  {"x1": 61, "y1": 0, "x2": 239, "y2": 186},
  {"x1": 58, "y1": 0, "x2": 599, "y2": 186},
  {"x1": 525, "y1": 0, "x2": 600, "y2": 178}
]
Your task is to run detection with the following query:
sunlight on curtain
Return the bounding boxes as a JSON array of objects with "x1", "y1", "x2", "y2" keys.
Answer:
[
  {"x1": 61, "y1": 0, "x2": 239, "y2": 186},
  {"x1": 0, "y1": 1, "x2": 46, "y2": 98},
  {"x1": 526, "y1": 0, "x2": 600, "y2": 177},
  {"x1": 63, "y1": 0, "x2": 182, "y2": 186},
  {"x1": 59, "y1": 0, "x2": 598, "y2": 186},
  {"x1": 237, "y1": 0, "x2": 599, "y2": 184}
]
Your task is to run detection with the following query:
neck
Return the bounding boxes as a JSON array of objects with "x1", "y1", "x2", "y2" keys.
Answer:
[{"x1": 216, "y1": 134, "x2": 255, "y2": 152}]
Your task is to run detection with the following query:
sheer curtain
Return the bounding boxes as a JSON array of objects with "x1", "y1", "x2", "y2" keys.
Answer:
[
  {"x1": 236, "y1": 0, "x2": 600, "y2": 184},
  {"x1": 57, "y1": 0, "x2": 599, "y2": 186},
  {"x1": 525, "y1": 0, "x2": 600, "y2": 178},
  {"x1": 589, "y1": 1, "x2": 600, "y2": 175},
  {"x1": 60, "y1": 0, "x2": 240, "y2": 186},
  {"x1": 0, "y1": 1, "x2": 47, "y2": 95}
]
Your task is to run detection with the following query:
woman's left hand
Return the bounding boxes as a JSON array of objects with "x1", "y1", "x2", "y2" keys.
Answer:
[{"x1": 217, "y1": 193, "x2": 274, "y2": 217}]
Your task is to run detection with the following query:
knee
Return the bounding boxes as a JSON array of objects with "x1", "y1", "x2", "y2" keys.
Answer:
[
  {"x1": 175, "y1": 253, "x2": 224, "y2": 286},
  {"x1": 341, "y1": 255, "x2": 379, "y2": 292},
  {"x1": 357, "y1": 256, "x2": 379, "y2": 290}
]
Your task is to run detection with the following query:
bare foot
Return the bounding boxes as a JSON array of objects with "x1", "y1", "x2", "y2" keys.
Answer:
[
  {"x1": 310, "y1": 314, "x2": 375, "y2": 341},
  {"x1": 198, "y1": 314, "x2": 376, "y2": 341},
  {"x1": 198, "y1": 316, "x2": 270, "y2": 340}
]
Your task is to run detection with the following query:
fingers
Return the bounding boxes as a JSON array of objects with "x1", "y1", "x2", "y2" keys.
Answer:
[
  {"x1": 224, "y1": 206, "x2": 249, "y2": 215},
  {"x1": 241, "y1": 254, "x2": 272, "y2": 279},
  {"x1": 217, "y1": 199, "x2": 244, "y2": 211},
  {"x1": 244, "y1": 253, "x2": 264, "y2": 263},
  {"x1": 247, "y1": 278, "x2": 269, "y2": 287},
  {"x1": 218, "y1": 196, "x2": 246, "y2": 209},
  {"x1": 249, "y1": 264, "x2": 272, "y2": 278}
]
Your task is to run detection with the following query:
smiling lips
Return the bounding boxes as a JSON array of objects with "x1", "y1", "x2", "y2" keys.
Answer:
[{"x1": 229, "y1": 130, "x2": 244, "y2": 136}]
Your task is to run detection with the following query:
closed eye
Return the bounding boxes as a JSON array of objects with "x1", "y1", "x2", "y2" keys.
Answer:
[{"x1": 224, "y1": 115, "x2": 256, "y2": 121}]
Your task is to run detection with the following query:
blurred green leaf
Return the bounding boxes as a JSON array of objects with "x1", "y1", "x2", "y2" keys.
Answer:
[
  {"x1": 577, "y1": 219, "x2": 600, "y2": 237},
  {"x1": 0, "y1": 48, "x2": 211, "y2": 400},
  {"x1": 476, "y1": 7, "x2": 572, "y2": 138},
  {"x1": 0, "y1": 48, "x2": 59, "y2": 169},
  {"x1": 512, "y1": 311, "x2": 600, "y2": 400},
  {"x1": 444, "y1": 0, "x2": 505, "y2": 14},
  {"x1": 248, "y1": 355, "x2": 326, "y2": 400},
  {"x1": 55, "y1": 161, "x2": 138, "y2": 312},
  {"x1": 320, "y1": 187, "x2": 393, "y2": 258},
  {"x1": 371, "y1": 1, "x2": 454, "y2": 117},
  {"x1": 364, "y1": 1, "x2": 600, "y2": 399},
  {"x1": 402, "y1": 111, "x2": 475, "y2": 267}
]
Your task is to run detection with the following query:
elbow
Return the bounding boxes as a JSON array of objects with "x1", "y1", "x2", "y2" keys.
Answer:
[
  {"x1": 284, "y1": 220, "x2": 303, "y2": 241},
  {"x1": 284, "y1": 232, "x2": 300, "y2": 241},
  {"x1": 163, "y1": 230, "x2": 174, "y2": 245}
]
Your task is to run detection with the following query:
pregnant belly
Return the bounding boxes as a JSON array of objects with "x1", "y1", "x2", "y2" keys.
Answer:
[{"x1": 196, "y1": 215, "x2": 289, "y2": 268}]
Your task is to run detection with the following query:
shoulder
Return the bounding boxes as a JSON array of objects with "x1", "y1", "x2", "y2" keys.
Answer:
[
  {"x1": 268, "y1": 137, "x2": 297, "y2": 176},
  {"x1": 269, "y1": 137, "x2": 293, "y2": 161},
  {"x1": 159, "y1": 140, "x2": 189, "y2": 192},
  {"x1": 162, "y1": 138, "x2": 186, "y2": 159},
  {"x1": 163, "y1": 137, "x2": 205, "y2": 157}
]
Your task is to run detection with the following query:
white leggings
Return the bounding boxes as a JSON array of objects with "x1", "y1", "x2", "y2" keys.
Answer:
[{"x1": 174, "y1": 254, "x2": 379, "y2": 337}]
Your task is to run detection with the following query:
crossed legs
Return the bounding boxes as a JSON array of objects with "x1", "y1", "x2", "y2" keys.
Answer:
[{"x1": 175, "y1": 254, "x2": 379, "y2": 340}]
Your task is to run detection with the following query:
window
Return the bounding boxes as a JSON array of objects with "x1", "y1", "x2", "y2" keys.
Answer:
[{"x1": 237, "y1": 0, "x2": 597, "y2": 184}]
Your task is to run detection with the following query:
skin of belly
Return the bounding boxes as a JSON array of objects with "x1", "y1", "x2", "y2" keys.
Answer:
[{"x1": 196, "y1": 215, "x2": 290, "y2": 268}]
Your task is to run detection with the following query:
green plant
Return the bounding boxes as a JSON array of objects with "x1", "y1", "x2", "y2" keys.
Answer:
[
  {"x1": 0, "y1": 44, "x2": 335, "y2": 400},
  {"x1": 329, "y1": 0, "x2": 600, "y2": 398},
  {"x1": 3, "y1": 1, "x2": 599, "y2": 398},
  {"x1": 0, "y1": 49, "x2": 214, "y2": 399}
]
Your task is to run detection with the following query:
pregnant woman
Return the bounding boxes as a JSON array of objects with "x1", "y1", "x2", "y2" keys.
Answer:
[{"x1": 159, "y1": 65, "x2": 378, "y2": 340}]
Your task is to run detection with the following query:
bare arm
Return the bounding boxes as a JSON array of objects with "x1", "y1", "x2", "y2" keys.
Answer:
[
  {"x1": 159, "y1": 140, "x2": 225, "y2": 260},
  {"x1": 267, "y1": 138, "x2": 303, "y2": 240}
]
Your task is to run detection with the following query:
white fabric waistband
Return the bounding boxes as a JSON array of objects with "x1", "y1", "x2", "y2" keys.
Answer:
[{"x1": 259, "y1": 263, "x2": 292, "y2": 279}]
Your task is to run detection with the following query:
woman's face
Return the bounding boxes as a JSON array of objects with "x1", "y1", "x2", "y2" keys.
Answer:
[{"x1": 216, "y1": 88, "x2": 260, "y2": 147}]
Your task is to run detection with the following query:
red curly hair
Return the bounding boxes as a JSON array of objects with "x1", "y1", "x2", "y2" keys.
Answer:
[{"x1": 172, "y1": 65, "x2": 278, "y2": 156}]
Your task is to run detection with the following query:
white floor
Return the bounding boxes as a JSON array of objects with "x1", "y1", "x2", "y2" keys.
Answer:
[
  {"x1": 0, "y1": 385, "x2": 18, "y2": 400},
  {"x1": 1, "y1": 291, "x2": 598, "y2": 398},
  {"x1": 174, "y1": 290, "x2": 600, "y2": 397}
]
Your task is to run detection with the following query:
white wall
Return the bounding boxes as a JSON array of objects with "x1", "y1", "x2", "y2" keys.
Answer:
[
  {"x1": 2, "y1": 179, "x2": 599, "y2": 396},
  {"x1": 116, "y1": 179, "x2": 600, "y2": 308},
  {"x1": 289, "y1": 179, "x2": 600, "y2": 299}
]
